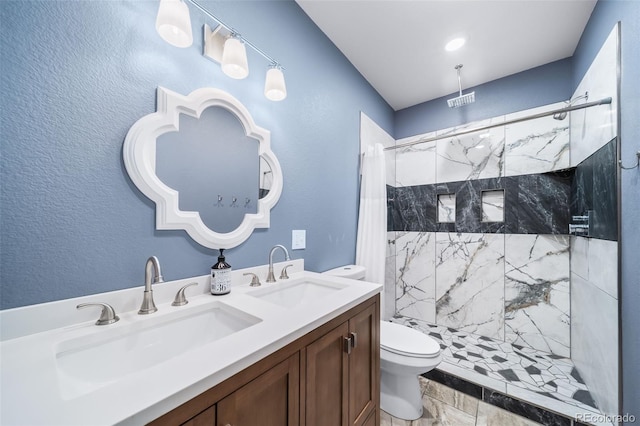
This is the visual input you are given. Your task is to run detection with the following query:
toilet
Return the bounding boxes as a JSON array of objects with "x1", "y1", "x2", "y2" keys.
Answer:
[{"x1": 323, "y1": 265, "x2": 442, "y2": 420}]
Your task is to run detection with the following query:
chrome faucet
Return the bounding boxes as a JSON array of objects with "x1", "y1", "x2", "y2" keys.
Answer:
[
  {"x1": 266, "y1": 244, "x2": 290, "y2": 283},
  {"x1": 138, "y1": 256, "x2": 163, "y2": 314}
]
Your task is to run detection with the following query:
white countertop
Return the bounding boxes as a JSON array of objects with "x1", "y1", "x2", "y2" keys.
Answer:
[{"x1": 0, "y1": 260, "x2": 382, "y2": 426}]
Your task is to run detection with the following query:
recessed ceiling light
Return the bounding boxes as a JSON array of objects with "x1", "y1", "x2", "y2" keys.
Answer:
[{"x1": 445, "y1": 37, "x2": 466, "y2": 52}]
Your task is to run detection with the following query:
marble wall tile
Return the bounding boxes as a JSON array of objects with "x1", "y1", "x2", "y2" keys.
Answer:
[
  {"x1": 505, "y1": 102, "x2": 570, "y2": 177},
  {"x1": 436, "y1": 118, "x2": 506, "y2": 183},
  {"x1": 570, "y1": 273, "x2": 619, "y2": 417},
  {"x1": 504, "y1": 171, "x2": 572, "y2": 234},
  {"x1": 395, "y1": 232, "x2": 436, "y2": 323},
  {"x1": 435, "y1": 233, "x2": 505, "y2": 339},
  {"x1": 395, "y1": 135, "x2": 436, "y2": 186},
  {"x1": 389, "y1": 185, "x2": 436, "y2": 232},
  {"x1": 456, "y1": 180, "x2": 506, "y2": 234},
  {"x1": 570, "y1": 25, "x2": 618, "y2": 167},
  {"x1": 591, "y1": 139, "x2": 617, "y2": 240},
  {"x1": 570, "y1": 155, "x2": 593, "y2": 220},
  {"x1": 570, "y1": 138, "x2": 617, "y2": 241},
  {"x1": 569, "y1": 236, "x2": 589, "y2": 281},
  {"x1": 387, "y1": 185, "x2": 397, "y2": 231},
  {"x1": 504, "y1": 235, "x2": 570, "y2": 357},
  {"x1": 476, "y1": 401, "x2": 543, "y2": 426},
  {"x1": 484, "y1": 389, "x2": 572, "y2": 426},
  {"x1": 586, "y1": 238, "x2": 618, "y2": 299}
]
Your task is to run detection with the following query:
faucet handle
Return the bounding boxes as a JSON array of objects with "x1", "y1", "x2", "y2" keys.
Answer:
[
  {"x1": 171, "y1": 282, "x2": 198, "y2": 306},
  {"x1": 243, "y1": 273, "x2": 261, "y2": 287},
  {"x1": 77, "y1": 303, "x2": 120, "y2": 326},
  {"x1": 279, "y1": 264, "x2": 293, "y2": 280}
]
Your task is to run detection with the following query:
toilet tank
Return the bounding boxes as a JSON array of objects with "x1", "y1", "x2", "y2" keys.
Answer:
[{"x1": 322, "y1": 265, "x2": 366, "y2": 280}]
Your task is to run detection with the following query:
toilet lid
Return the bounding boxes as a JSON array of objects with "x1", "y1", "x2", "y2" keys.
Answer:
[{"x1": 380, "y1": 321, "x2": 441, "y2": 358}]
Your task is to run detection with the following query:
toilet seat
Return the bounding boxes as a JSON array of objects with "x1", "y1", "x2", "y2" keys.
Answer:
[{"x1": 381, "y1": 321, "x2": 441, "y2": 358}]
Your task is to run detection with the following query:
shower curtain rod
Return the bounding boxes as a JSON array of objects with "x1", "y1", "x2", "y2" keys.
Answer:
[{"x1": 385, "y1": 97, "x2": 612, "y2": 151}]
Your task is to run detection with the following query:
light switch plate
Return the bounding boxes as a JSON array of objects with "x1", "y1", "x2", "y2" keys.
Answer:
[{"x1": 292, "y1": 230, "x2": 306, "y2": 250}]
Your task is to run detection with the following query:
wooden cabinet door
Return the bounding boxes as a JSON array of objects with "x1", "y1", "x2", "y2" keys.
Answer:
[
  {"x1": 216, "y1": 353, "x2": 299, "y2": 426},
  {"x1": 182, "y1": 405, "x2": 215, "y2": 426},
  {"x1": 348, "y1": 303, "x2": 378, "y2": 426},
  {"x1": 305, "y1": 322, "x2": 349, "y2": 426}
]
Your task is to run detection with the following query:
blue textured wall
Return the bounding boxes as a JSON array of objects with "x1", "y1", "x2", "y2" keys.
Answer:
[
  {"x1": 394, "y1": 59, "x2": 573, "y2": 139},
  {"x1": 571, "y1": 0, "x2": 640, "y2": 419},
  {"x1": 0, "y1": 0, "x2": 394, "y2": 309}
]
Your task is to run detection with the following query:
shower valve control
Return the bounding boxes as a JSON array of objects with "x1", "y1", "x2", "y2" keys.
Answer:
[{"x1": 569, "y1": 210, "x2": 593, "y2": 236}]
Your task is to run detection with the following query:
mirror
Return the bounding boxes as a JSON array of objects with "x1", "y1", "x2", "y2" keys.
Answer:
[{"x1": 123, "y1": 86, "x2": 283, "y2": 249}]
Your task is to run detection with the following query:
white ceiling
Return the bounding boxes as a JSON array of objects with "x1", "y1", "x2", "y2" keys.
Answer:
[{"x1": 295, "y1": 0, "x2": 597, "y2": 111}]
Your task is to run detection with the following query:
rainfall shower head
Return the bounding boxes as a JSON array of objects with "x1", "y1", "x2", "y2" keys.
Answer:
[{"x1": 447, "y1": 64, "x2": 475, "y2": 108}]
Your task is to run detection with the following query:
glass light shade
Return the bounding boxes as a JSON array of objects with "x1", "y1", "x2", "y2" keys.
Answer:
[
  {"x1": 221, "y1": 37, "x2": 249, "y2": 79},
  {"x1": 156, "y1": 0, "x2": 193, "y2": 48},
  {"x1": 264, "y1": 66, "x2": 287, "y2": 101}
]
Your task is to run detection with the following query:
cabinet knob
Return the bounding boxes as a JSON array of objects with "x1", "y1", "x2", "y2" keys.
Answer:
[{"x1": 350, "y1": 331, "x2": 358, "y2": 349}]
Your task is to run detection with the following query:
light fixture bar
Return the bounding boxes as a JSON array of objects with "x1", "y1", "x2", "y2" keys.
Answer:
[{"x1": 186, "y1": 0, "x2": 283, "y2": 68}]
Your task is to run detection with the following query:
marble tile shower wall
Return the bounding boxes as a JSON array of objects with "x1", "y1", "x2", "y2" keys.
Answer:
[
  {"x1": 388, "y1": 102, "x2": 573, "y2": 357},
  {"x1": 566, "y1": 24, "x2": 619, "y2": 418}
]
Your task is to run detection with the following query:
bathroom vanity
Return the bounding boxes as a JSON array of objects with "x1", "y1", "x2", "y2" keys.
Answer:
[
  {"x1": 151, "y1": 294, "x2": 379, "y2": 426},
  {"x1": 0, "y1": 260, "x2": 381, "y2": 426}
]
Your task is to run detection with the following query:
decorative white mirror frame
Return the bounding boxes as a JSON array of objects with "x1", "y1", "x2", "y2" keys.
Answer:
[{"x1": 123, "y1": 86, "x2": 283, "y2": 249}]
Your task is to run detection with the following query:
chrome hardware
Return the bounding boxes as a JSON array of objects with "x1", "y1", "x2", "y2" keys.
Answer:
[
  {"x1": 76, "y1": 302, "x2": 120, "y2": 326},
  {"x1": 344, "y1": 336, "x2": 352, "y2": 354},
  {"x1": 349, "y1": 331, "x2": 358, "y2": 349},
  {"x1": 572, "y1": 215, "x2": 590, "y2": 221},
  {"x1": 266, "y1": 244, "x2": 290, "y2": 283},
  {"x1": 243, "y1": 272, "x2": 261, "y2": 287},
  {"x1": 138, "y1": 256, "x2": 163, "y2": 315},
  {"x1": 569, "y1": 210, "x2": 593, "y2": 236},
  {"x1": 569, "y1": 224, "x2": 589, "y2": 235},
  {"x1": 279, "y1": 264, "x2": 293, "y2": 280},
  {"x1": 171, "y1": 282, "x2": 198, "y2": 306}
]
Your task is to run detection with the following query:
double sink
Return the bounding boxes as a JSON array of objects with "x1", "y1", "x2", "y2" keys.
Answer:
[{"x1": 55, "y1": 277, "x2": 348, "y2": 399}]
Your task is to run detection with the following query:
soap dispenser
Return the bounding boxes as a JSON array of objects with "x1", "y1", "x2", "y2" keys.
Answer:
[{"x1": 211, "y1": 249, "x2": 232, "y2": 295}]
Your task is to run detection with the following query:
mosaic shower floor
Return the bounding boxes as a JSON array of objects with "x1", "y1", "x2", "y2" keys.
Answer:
[{"x1": 392, "y1": 316, "x2": 611, "y2": 426}]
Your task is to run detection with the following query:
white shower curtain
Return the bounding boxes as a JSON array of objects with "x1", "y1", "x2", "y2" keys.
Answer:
[{"x1": 355, "y1": 143, "x2": 387, "y2": 310}]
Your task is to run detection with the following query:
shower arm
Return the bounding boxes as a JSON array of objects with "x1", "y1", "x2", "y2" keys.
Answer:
[
  {"x1": 385, "y1": 96, "x2": 613, "y2": 151},
  {"x1": 455, "y1": 64, "x2": 464, "y2": 97}
]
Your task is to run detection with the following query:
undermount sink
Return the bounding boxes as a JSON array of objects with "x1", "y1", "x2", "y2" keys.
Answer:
[
  {"x1": 247, "y1": 279, "x2": 347, "y2": 308},
  {"x1": 55, "y1": 301, "x2": 260, "y2": 400}
]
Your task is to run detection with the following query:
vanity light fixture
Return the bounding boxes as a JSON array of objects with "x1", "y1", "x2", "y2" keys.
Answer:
[
  {"x1": 155, "y1": 0, "x2": 287, "y2": 101},
  {"x1": 155, "y1": 0, "x2": 193, "y2": 48}
]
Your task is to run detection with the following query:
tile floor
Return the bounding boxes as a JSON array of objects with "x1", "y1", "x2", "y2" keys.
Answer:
[
  {"x1": 381, "y1": 377, "x2": 543, "y2": 426},
  {"x1": 391, "y1": 316, "x2": 611, "y2": 426}
]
